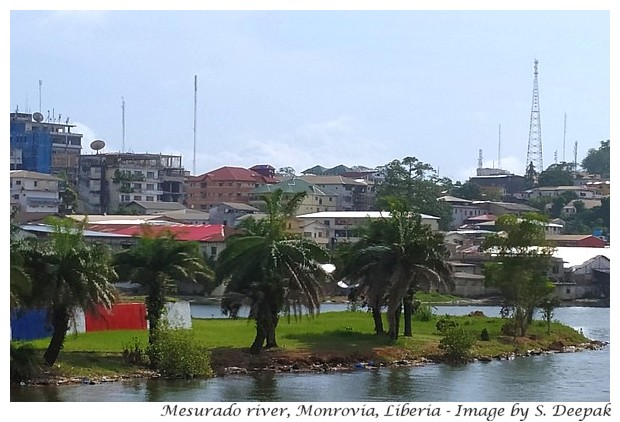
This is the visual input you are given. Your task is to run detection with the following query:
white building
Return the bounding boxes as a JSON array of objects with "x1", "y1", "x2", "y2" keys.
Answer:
[
  {"x1": 297, "y1": 211, "x2": 441, "y2": 247},
  {"x1": 10, "y1": 170, "x2": 62, "y2": 222}
]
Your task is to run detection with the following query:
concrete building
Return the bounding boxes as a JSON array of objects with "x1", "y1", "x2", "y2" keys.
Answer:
[
  {"x1": 77, "y1": 152, "x2": 187, "y2": 214},
  {"x1": 297, "y1": 210, "x2": 441, "y2": 247},
  {"x1": 208, "y1": 202, "x2": 259, "y2": 227},
  {"x1": 298, "y1": 175, "x2": 374, "y2": 211},
  {"x1": 10, "y1": 112, "x2": 83, "y2": 187},
  {"x1": 437, "y1": 195, "x2": 491, "y2": 229},
  {"x1": 515, "y1": 185, "x2": 603, "y2": 201},
  {"x1": 250, "y1": 178, "x2": 338, "y2": 217},
  {"x1": 186, "y1": 166, "x2": 278, "y2": 211},
  {"x1": 10, "y1": 170, "x2": 62, "y2": 223}
]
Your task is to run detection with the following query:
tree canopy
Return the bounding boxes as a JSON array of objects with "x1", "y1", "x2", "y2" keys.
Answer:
[{"x1": 581, "y1": 140, "x2": 610, "y2": 178}]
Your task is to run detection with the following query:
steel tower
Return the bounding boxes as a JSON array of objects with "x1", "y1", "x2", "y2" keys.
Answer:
[{"x1": 525, "y1": 59, "x2": 543, "y2": 174}]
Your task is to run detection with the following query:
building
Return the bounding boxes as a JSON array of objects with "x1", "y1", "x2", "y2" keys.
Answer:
[
  {"x1": 10, "y1": 170, "x2": 62, "y2": 223},
  {"x1": 297, "y1": 211, "x2": 441, "y2": 247},
  {"x1": 10, "y1": 112, "x2": 83, "y2": 187},
  {"x1": 515, "y1": 185, "x2": 603, "y2": 201},
  {"x1": 468, "y1": 174, "x2": 526, "y2": 196},
  {"x1": 208, "y1": 202, "x2": 259, "y2": 227},
  {"x1": 122, "y1": 200, "x2": 187, "y2": 215},
  {"x1": 250, "y1": 178, "x2": 338, "y2": 216},
  {"x1": 77, "y1": 152, "x2": 187, "y2": 214},
  {"x1": 545, "y1": 234, "x2": 607, "y2": 248},
  {"x1": 437, "y1": 195, "x2": 490, "y2": 229},
  {"x1": 186, "y1": 166, "x2": 278, "y2": 211},
  {"x1": 298, "y1": 175, "x2": 374, "y2": 211}
]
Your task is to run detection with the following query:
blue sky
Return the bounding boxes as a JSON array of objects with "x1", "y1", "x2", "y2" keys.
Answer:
[{"x1": 7, "y1": 6, "x2": 613, "y2": 182}]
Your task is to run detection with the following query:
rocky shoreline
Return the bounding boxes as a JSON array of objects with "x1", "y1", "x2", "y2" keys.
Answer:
[{"x1": 16, "y1": 339, "x2": 607, "y2": 387}]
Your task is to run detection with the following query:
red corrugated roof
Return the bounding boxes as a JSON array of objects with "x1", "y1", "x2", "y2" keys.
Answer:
[
  {"x1": 89, "y1": 223, "x2": 233, "y2": 242},
  {"x1": 191, "y1": 166, "x2": 278, "y2": 184}
]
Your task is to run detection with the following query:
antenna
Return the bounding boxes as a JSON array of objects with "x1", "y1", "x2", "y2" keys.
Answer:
[
  {"x1": 33, "y1": 112, "x2": 44, "y2": 122},
  {"x1": 554, "y1": 150, "x2": 558, "y2": 164},
  {"x1": 525, "y1": 59, "x2": 543, "y2": 174},
  {"x1": 498, "y1": 124, "x2": 502, "y2": 169},
  {"x1": 478, "y1": 149, "x2": 483, "y2": 169},
  {"x1": 562, "y1": 112, "x2": 567, "y2": 162},
  {"x1": 193, "y1": 74, "x2": 198, "y2": 176},
  {"x1": 38, "y1": 80, "x2": 42, "y2": 113},
  {"x1": 121, "y1": 97, "x2": 126, "y2": 153}
]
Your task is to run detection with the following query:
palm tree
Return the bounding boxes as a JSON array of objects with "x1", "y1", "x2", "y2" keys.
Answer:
[
  {"x1": 339, "y1": 201, "x2": 452, "y2": 340},
  {"x1": 20, "y1": 217, "x2": 118, "y2": 366},
  {"x1": 113, "y1": 227, "x2": 213, "y2": 363},
  {"x1": 215, "y1": 189, "x2": 330, "y2": 354}
]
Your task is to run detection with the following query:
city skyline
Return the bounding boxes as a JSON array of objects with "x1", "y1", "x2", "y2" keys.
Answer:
[{"x1": 8, "y1": 7, "x2": 612, "y2": 182}]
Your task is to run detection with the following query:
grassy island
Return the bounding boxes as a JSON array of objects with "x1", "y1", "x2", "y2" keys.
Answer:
[{"x1": 12, "y1": 310, "x2": 601, "y2": 386}]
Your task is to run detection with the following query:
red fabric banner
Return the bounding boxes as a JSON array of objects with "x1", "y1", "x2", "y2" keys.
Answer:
[{"x1": 85, "y1": 303, "x2": 147, "y2": 332}]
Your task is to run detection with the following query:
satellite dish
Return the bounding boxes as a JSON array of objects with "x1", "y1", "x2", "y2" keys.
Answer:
[
  {"x1": 33, "y1": 112, "x2": 44, "y2": 122},
  {"x1": 90, "y1": 139, "x2": 106, "y2": 152}
]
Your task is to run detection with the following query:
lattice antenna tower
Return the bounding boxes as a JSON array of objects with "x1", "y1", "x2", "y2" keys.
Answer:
[
  {"x1": 525, "y1": 59, "x2": 543, "y2": 174},
  {"x1": 478, "y1": 149, "x2": 483, "y2": 169}
]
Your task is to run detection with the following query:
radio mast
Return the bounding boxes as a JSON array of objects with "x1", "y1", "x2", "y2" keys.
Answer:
[
  {"x1": 525, "y1": 60, "x2": 543, "y2": 174},
  {"x1": 193, "y1": 75, "x2": 198, "y2": 176}
]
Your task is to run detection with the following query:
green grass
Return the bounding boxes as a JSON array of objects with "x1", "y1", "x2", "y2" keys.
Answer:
[
  {"x1": 15, "y1": 311, "x2": 590, "y2": 380},
  {"x1": 414, "y1": 292, "x2": 467, "y2": 303}
]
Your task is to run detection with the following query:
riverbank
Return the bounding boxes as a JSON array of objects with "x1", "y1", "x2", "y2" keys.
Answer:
[{"x1": 12, "y1": 309, "x2": 607, "y2": 387}]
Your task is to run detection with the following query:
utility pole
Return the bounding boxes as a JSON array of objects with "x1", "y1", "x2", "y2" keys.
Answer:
[
  {"x1": 193, "y1": 75, "x2": 198, "y2": 176},
  {"x1": 562, "y1": 112, "x2": 567, "y2": 162},
  {"x1": 122, "y1": 97, "x2": 126, "y2": 153},
  {"x1": 525, "y1": 60, "x2": 543, "y2": 174}
]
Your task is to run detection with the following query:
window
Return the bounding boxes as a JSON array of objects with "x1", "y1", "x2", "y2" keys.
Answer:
[
  {"x1": 304, "y1": 232, "x2": 312, "y2": 238},
  {"x1": 12, "y1": 194, "x2": 19, "y2": 200},
  {"x1": 324, "y1": 220, "x2": 330, "y2": 226},
  {"x1": 133, "y1": 183, "x2": 142, "y2": 190},
  {"x1": 15, "y1": 180, "x2": 21, "y2": 186},
  {"x1": 147, "y1": 171, "x2": 155, "y2": 179},
  {"x1": 33, "y1": 181, "x2": 38, "y2": 187},
  {"x1": 210, "y1": 246, "x2": 217, "y2": 256},
  {"x1": 146, "y1": 196, "x2": 154, "y2": 202},
  {"x1": 133, "y1": 195, "x2": 142, "y2": 201},
  {"x1": 121, "y1": 195, "x2": 130, "y2": 202},
  {"x1": 146, "y1": 183, "x2": 155, "y2": 190},
  {"x1": 201, "y1": 182, "x2": 207, "y2": 188},
  {"x1": 566, "y1": 288, "x2": 571, "y2": 294}
]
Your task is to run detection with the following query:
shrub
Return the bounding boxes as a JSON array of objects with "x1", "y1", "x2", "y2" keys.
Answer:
[
  {"x1": 148, "y1": 328, "x2": 213, "y2": 379},
  {"x1": 436, "y1": 316, "x2": 459, "y2": 333},
  {"x1": 10, "y1": 342, "x2": 40, "y2": 382},
  {"x1": 439, "y1": 327, "x2": 476, "y2": 362},
  {"x1": 122, "y1": 337, "x2": 149, "y2": 366},
  {"x1": 480, "y1": 328, "x2": 490, "y2": 341},
  {"x1": 413, "y1": 304, "x2": 434, "y2": 322}
]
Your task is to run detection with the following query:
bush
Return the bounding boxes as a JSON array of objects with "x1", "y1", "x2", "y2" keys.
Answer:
[
  {"x1": 122, "y1": 337, "x2": 148, "y2": 366},
  {"x1": 436, "y1": 316, "x2": 459, "y2": 333},
  {"x1": 480, "y1": 328, "x2": 490, "y2": 341},
  {"x1": 413, "y1": 304, "x2": 434, "y2": 322},
  {"x1": 10, "y1": 342, "x2": 40, "y2": 382},
  {"x1": 439, "y1": 327, "x2": 476, "y2": 362},
  {"x1": 148, "y1": 328, "x2": 213, "y2": 379}
]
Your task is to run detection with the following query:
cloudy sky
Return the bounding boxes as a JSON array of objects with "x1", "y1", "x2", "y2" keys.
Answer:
[{"x1": 7, "y1": 4, "x2": 613, "y2": 182}]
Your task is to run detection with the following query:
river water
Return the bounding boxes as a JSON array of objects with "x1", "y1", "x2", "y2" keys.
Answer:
[{"x1": 10, "y1": 305, "x2": 610, "y2": 402}]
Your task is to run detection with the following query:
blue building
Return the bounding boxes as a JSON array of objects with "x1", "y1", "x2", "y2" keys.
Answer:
[{"x1": 10, "y1": 112, "x2": 83, "y2": 186}]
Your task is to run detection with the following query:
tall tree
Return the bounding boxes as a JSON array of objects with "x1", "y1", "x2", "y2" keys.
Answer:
[
  {"x1": 537, "y1": 162, "x2": 574, "y2": 187},
  {"x1": 10, "y1": 217, "x2": 32, "y2": 309},
  {"x1": 581, "y1": 140, "x2": 610, "y2": 178},
  {"x1": 339, "y1": 200, "x2": 452, "y2": 340},
  {"x1": 376, "y1": 157, "x2": 453, "y2": 230},
  {"x1": 20, "y1": 217, "x2": 118, "y2": 366},
  {"x1": 215, "y1": 189, "x2": 330, "y2": 354},
  {"x1": 114, "y1": 228, "x2": 212, "y2": 365},
  {"x1": 483, "y1": 214, "x2": 555, "y2": 337}
]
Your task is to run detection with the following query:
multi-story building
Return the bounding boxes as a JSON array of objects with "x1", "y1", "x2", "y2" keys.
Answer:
[
  {"x1": 10, "y1": 170, "x2": 62, "y2": 223},
  {"x1": 298, "y1": 175, "x2": 374, "y2": 211},
  {"x1": 186, "y1": 166, "x2": 278, "y2": 211},
  {"x1": 10, "y1": 112, "x2": 83, "y2": 187},
  {"x1": 250, "y1": 178, "x2": 338, "y2": 216},
  {"x1": 77, "y1": 152, "x2": 187, "y2": 214},
  {"x1": 296, "y1": 210, "x2": 441, "y2": 247}
]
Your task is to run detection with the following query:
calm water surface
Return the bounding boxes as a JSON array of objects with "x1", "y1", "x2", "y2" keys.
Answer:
[{"x1": 10, "y1": 305, "x2": 610, "y2": 402}]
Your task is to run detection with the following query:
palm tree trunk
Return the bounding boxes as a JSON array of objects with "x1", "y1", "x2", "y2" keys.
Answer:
[
  {"x1": 250, "y1": 319, "x2": 267, "y2": 354},
  {"x1": 371, "y1": 306, "x2": 384, "y2": 335},
  {"x1": 265, "y1": 312, "x2": 279, "y2": 349},
  {"x1": 403, "y1": 297, "x2": 412, "y2": 337},
  {"x1": 44, "y1": 306, "x2": 69, "y2": 366},
  {"x1": 388, "y1": 304, "x2": 402, "y2": 341}
]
